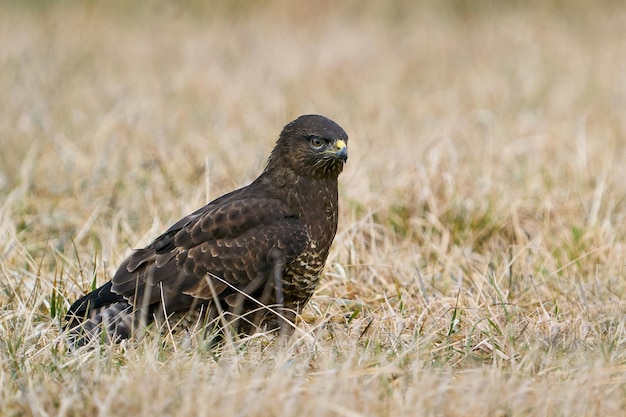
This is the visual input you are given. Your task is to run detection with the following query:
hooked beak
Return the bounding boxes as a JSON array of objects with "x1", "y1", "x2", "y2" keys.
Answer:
[{"x1": 335, "y1": 139, "x2": 348, "y2": 162}]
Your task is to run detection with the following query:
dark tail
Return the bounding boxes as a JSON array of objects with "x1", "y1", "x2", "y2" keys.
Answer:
[
  {"x1": 65, "y1": 281, "x2": 123, "y2": 327},
  {"x1": 65, "y1": 281, "x2": 134, "y2": 346}
]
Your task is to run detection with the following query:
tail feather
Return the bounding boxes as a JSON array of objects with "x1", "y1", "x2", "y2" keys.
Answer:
[
  {"x1": 65, "y1": 281, "x2": 135, "y2": 346},
  {"x1": 65, "y1": 282, "x2": 124, "y2": 325}
]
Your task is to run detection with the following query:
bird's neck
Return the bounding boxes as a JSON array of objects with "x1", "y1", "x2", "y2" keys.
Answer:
[
  {"x1": 292, "y1": 175, "x2": 339, "y2": 250},
  {"x1": 258, "y1": 167, "x2": 339, "y2": 245}
]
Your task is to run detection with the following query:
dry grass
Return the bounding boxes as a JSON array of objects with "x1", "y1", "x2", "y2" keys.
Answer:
[{"x1": 1, "y1": 1, "x2": 626, "y2": 416}]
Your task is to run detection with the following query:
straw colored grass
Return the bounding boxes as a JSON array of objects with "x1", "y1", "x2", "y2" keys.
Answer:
[{"x1": 1, "y1": 1, "x2": 626, "y2": 416}]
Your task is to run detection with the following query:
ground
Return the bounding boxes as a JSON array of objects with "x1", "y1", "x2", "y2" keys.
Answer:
[{"x1": 1, "y1": 1, "x2": 625, "y2": 416}]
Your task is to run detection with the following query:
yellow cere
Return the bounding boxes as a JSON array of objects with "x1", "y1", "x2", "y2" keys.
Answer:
[{"x1": 335, "y1": 140, "x2": 346, "y2": 150}]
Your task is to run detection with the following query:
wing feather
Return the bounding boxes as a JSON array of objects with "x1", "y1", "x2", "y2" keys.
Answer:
[{"x1": 110, "y1": 193, "x2": 309, "y2": 312}]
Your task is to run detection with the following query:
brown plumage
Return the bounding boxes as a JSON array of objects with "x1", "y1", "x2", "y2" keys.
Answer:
[{"x1": 65, "y1": 114, "x2": 348, "y2": 344}]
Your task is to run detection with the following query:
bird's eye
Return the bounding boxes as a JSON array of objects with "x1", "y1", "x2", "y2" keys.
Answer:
[{"x1": 310, "y1": 137, "x2": 324, "y2": 149}]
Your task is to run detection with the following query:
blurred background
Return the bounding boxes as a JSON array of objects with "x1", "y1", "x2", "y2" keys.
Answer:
[
  {"x1": 1, "y1": 0, "x2": 626, "y2": 301},
  {"x1": 2, "y1": 3, "x2": 626, "y2": 414}
]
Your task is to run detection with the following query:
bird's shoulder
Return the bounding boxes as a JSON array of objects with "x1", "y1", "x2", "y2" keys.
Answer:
[
  {"x1": 176, "y1": 186, "x2": 297, "y2": 246},
  {"x1": 124, "y1": 184, "x2": 298, "y2": 269}
]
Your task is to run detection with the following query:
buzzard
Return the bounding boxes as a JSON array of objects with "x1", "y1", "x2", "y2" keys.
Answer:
[{"x1": 65, "y1": 114, "x2": 348, "y2": 344}]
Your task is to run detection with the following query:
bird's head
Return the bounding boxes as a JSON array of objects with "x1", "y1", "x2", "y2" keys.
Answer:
[{"x1": 268, "y1": 114, "x2": 349, "y2": 179}]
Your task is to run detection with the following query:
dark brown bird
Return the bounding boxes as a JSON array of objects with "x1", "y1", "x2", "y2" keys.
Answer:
[{"x1": 65, "y1": 114, "x2": 348, "y2": 344}]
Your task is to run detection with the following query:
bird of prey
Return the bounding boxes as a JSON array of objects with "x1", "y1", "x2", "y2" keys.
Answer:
[{"x1": 65, "y1": 114, "x2": 348, "y2": 344}]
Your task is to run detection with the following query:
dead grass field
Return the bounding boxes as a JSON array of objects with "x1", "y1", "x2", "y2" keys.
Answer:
[{"x1": 1, "y1": 1, "x2": 626, "y2": 416}]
